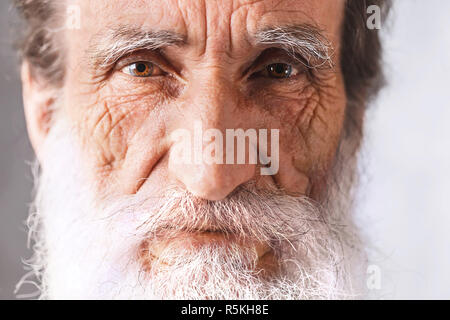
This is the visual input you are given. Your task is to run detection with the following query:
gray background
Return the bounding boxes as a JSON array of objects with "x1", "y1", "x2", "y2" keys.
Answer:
[
  {"x1": 0, "y1": 2, "x2": 34, "y2": 299},
  {"x1": 1, "y1": 0, "x2": 449, "y2": 299}
]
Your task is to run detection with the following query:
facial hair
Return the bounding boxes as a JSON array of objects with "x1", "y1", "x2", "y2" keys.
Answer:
[{"x1": 17, "y1": 118, "x2": 367, "y2": 299}]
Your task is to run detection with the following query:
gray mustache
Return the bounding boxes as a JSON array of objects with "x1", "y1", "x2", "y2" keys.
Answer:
[{"x1": 103, "y1": 182, "x2": 329, "y2": 246}]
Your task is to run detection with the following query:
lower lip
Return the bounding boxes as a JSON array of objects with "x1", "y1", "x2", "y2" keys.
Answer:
[{"x1": 143, "y1": 231, "x2": 271, "y2": 261}]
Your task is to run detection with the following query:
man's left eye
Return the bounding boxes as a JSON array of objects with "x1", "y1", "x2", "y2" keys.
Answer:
[
  {"x1": 121, "y1": 61, "x2": 164, "y2": 77},
  {"x1": 252, "y1": 63, "x2": 299, "y2": 79},
  {"x1": 267, "y1": 63, "x2": 293, "y2": 78}
]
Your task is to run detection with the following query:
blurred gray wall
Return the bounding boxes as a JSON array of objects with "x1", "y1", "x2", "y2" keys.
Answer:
[
  {"x1": 0, "y1": 1, "x2": 34, "y2": 299},
  {"x1": 361, "y1": 0, "x2": 450, "y2": 299}
]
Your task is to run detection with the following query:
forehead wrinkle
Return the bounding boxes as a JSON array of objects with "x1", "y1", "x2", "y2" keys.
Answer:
[{"x1": 82, "y1": 4, "x2": 334, "y2": 73}]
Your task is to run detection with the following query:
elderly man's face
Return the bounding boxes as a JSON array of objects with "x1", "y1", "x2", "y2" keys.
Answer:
[
  {"x1": 64, "y1": 0, "x2": 346, "y2": 197},
  {"x1": 23, "y1": 0, "x2": 365, "y2": 299}
]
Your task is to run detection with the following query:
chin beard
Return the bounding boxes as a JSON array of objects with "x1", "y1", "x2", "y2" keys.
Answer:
[{"x1": 17, "y1": 118, "x2": 367, "y2": 300}]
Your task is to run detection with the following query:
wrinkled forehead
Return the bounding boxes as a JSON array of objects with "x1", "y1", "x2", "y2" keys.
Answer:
[{"x1": 71, "y1": 0, "x2": 345, "y2": 54}]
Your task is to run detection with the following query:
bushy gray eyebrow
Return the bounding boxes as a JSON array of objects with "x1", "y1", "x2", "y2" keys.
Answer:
[
  {"x1": 254, "y1": 24, "x2": 333, "y2": 69},
  {"x1": 86, "y1": 26, "x2": 186, "y2": 70}
]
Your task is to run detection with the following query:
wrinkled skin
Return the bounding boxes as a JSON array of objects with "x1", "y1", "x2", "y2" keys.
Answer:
[{"x1": 23, "y1": 0, "x2": 347, "y2": 274}]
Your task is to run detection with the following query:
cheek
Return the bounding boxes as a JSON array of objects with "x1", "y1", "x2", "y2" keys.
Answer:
[
  {"x1": 255, "y1": 74, "x2": 346, "y2": 191},
  {"x1": 291, "y1": 78, "x2": 346, "y2": 184},
  {"x1": 65, "y1": 78, "x2": 173, "y2": 189},
  {"x1": 88, "y1": 97, "x2": 148, "y2": 167}
]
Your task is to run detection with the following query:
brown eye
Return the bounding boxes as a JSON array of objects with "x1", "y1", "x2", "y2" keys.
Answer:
[
  {"x1": 267, "y1": 63, "x2": 292, "y2": 78},
  {"x1": 122, "y1": 61, "x2": 162, "y2": 77}
]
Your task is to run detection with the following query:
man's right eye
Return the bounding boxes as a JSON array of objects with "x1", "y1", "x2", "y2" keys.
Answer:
[{"x1": 121, "y1": 61, "x2": 164, "y2": 77}]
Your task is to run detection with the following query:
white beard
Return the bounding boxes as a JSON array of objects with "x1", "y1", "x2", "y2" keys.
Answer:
[{"x1": 18, "y1": 118, "x2": 367, "y2": 299}]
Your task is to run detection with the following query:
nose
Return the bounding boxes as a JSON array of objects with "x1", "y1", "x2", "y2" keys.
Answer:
[{"x1": 168, "y1": 71, "x2": 256, "y2": 201}]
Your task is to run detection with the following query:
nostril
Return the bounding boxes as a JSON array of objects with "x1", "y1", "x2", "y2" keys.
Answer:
[
  {"x1": 171, "y1": 162, "x2": 256, "y2": 201},
  {"x1": 187, "y1": 177, "x2": 236, "y2": 201}
]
